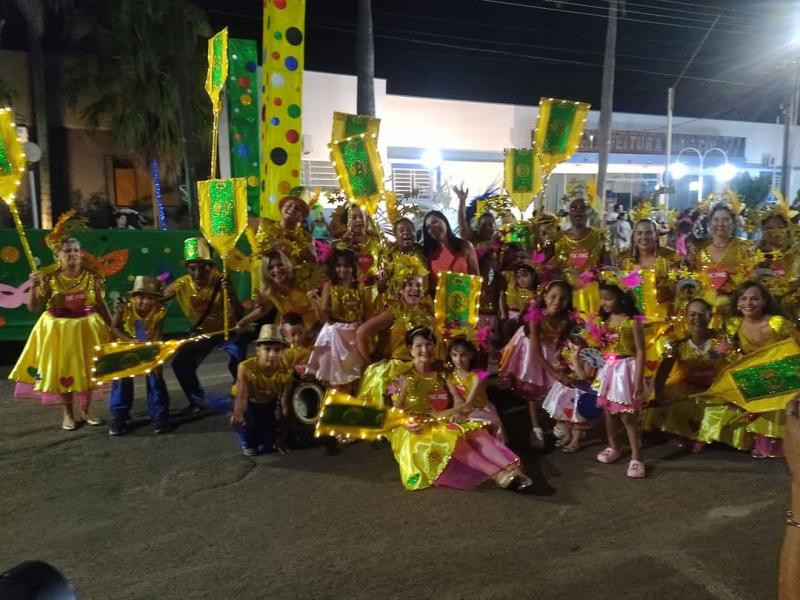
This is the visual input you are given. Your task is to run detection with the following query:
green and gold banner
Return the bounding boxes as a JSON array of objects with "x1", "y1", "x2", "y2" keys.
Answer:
[
  {"x1": 315, "y1": 389, "x2": 406, "y2": 441},
  {"x1": 198, "y1": 178, "x2": 248, "y2": 258},
  {"x1": 0, "y1": 108, "x2": 25, "y2": 200},
  {"x1": 329, "y1": 134, "x2": 385, "y2": 215},
  {"x1": 205, "y1": 28, "x2": 228, "y2": 111},
  {"x1": 331, "y1": 111, "x2": 381, "y2": 142},
  {"x1": 503, "y1": 147, "x2": 545, "y2": 212},
  {"x1": 532, "y1": 97, "x2": 591, "y2": 174},
  {"x1": 694, "y1": 339, "x2": 800, "y2": 413},
  {"x1": 433, "y1": 272, "x2": 482, "y2": 341}
]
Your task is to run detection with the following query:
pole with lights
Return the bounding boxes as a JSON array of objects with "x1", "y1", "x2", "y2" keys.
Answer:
[{"x1": 669, "y1": 146, "x2": 736, "y2": 205}]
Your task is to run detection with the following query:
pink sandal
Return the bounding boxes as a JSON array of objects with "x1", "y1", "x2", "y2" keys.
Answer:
[
  {"x1": 596, "y1": 447, "x2": 622, "y2": 464},
  {"x1": 626, "y1": 459, "x2": 646, "y2": 479}
]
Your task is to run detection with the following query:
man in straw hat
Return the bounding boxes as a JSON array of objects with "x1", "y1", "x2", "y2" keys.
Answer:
[
  {"x1": 231, "y1": 324, "x2": 294, "y2": 455},
  {"x1": 163, "y1": 237, "x2": 245, "y2": 414},
  {"x1": 108, "y1": 276, "x2": 170, "y2": 435}
]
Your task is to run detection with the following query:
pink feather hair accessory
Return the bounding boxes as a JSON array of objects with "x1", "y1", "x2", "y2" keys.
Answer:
[
  {"x1": 475, "y1": 369, "x2": 490, "y2": 382},
  {"x1": 314, "y1": 240, "x2": 333, "y2": 264},
  {"x1": 530, "y1": 250, "x2": 547, "y2": 265},
  {"x1": 620, "y1": 268, "x2": 643, "y2": 291},
  {"x1": 523, "y1": 305, "x2": 545, "y2": 325}
]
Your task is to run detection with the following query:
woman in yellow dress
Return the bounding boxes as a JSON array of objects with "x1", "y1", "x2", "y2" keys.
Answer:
[
  {"x1": 235, "y1": 250, "x2": 318, "y2": 332},
  {"x1": 355, "y1": 273, "x2": 434, "y2": 407},
  {"x1": 334, "y1": 204, "x2": 387, "y2": 286},
  {"x1": 10, "y1": 224, "x2": 112, "y2": 430},
  {"x1": 688, "y1": 203, "x2": 754, "y2": 324},
  {"x1": 644, "y1": 299, "x2": 734, "y2": 450},
  {"x1": 723, "y1": 281, "x2": 796, "y2": 457},
  {"x1": 618, "y1": 218, "x2": 681, "y2": 375},
  {"x1": 548, "y1": 198, "x2": 609, "y2": 317},
  {"x1": 388, "y1": 327, "x2": 531, "y2": 491},
  {"x1": 752, "y1": 207, "x2": 800, "y2": 321}
]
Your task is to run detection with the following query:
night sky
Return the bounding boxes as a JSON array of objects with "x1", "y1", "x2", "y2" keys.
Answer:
[{"x1": 1, "y1": 0, "x2": 795, "y2": 123}]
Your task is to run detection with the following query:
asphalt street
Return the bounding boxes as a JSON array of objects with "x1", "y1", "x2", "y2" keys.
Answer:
[{"x1": 0, "y1": 353, "x2": 790, "y2": 600}]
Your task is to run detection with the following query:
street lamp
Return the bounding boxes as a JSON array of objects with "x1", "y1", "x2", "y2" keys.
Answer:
[{"x1": 669, "y1": 146, "x2": 736, "y2": 204}]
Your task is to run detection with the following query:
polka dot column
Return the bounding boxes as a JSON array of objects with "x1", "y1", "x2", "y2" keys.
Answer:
[{"x1": 260, "y1": 0, "x2": 306, "y2": 220}]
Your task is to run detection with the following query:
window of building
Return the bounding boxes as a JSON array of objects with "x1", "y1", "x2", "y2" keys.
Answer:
[
  {"x1": 390, "y1": 166, "x2": 434, "y2": 198},
  {"x1": 302, "y1": 160, "x2": 339, "y2": 190}
]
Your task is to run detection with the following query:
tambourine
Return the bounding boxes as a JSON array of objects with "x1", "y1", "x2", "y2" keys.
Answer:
[{"x1": 578, "y1": 347, "x2": 605, "y2": 369}]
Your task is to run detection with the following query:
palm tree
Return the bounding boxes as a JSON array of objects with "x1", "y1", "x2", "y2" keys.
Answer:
[
  {"x1": 62, "y1": 0, "x2": 210, "y2": 227},
  {"x1": 356, "y1": 0, "x2": 375, "y2": 116}
]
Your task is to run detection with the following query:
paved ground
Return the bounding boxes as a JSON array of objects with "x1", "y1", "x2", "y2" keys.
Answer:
[{"x1": 0, "y1": 353, "x2": 790, "y2": 600}]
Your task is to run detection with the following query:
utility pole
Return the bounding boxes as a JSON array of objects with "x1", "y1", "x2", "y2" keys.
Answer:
[
  {"x1": 595, "y1": 0, "x2": 622, "y2": 211},
  {"x1": 782, "y1": 60, "x2": 799, "y2": 203},
  {"x1": 356, "y1": 0, "x2": 375, "y2": 116},
  {"x1": 665, "y1": 15, "x2": 720, "y2": 212}
]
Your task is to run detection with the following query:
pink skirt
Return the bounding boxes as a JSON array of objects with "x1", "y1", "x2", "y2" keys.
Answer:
[
  {"x1": 466, "y1": 402, "x2": 507, "y2": 442},
  {"x1": 596, "y1": 356, "x2": 640, "y2": 414},
  {"x1": 499, "y1": 326, "x2": 557, "y2": 398},
  {"x1": 542, "y1": 381, "x2": 586, "y2": 424},
  {"x1": 305, "y1": 322, "x2": 364, "y2": 385},
  {"x1": 434, "y1": 428, "x2": 519, "y2": 490}
]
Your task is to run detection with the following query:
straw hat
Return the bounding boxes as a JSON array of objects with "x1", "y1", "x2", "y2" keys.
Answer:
[
  {"x1": 131, "y1": 276, "x2": 164, "y2": 297},
  {"x1": 183, "y1": 237, "x2": 214, "y2": 264},
  {"x1": 255, "y1": 324, "x2": 289, "y2": 346}
]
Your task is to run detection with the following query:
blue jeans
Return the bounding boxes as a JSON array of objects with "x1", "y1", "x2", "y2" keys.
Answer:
[
  {"x1": 234, "y1": 401, "x2": 281, "y2": 451},
  {"x1": 172, "y1": 333, "x2": 246, "y2": 408},
  {"x1": 109, "y1": 370, "x2": 169, "y2": 426}
]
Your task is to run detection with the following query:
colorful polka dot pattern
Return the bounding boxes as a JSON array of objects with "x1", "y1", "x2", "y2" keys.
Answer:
[
  {"x1": 260, "y1": 0, "x2": 305, "y2": 220},
  {"x1": 226, "y1": 38, "x2": 261, "y2": 216}
]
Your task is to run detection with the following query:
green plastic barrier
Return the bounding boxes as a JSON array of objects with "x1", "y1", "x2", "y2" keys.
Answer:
[{"x1": 0, "y1": 229, "x2": 253, "y2": 341}]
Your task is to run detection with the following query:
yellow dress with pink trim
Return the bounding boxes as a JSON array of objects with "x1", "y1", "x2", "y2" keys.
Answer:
[
  {"x1": 620, "y1": 247, "x2": 681, "y2": 376},
  {"x1": 388, "y1": 370, "x2": 483, "y2": 491},
  {"x1": 9, "y1": 267, "x2": 111, "y2": 407},
  {"x1": 551, "y1": 229, "x2": 605, "y2": 316},
  {"x1": 356, "y1": 303, "x2": 434, "y2": 408}
]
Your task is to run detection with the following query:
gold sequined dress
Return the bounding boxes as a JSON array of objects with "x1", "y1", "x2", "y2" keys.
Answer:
[
  {"x1": 10, "y1": 267, "x2": 111, "y2": 407},
  {"x1": 551, "y1": 229, "x2": 605, "y2": 316}
]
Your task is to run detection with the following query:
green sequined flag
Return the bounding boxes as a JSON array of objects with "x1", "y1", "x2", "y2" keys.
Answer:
[
  {"x1": 0, "y1": 137, "x2": 11, "y2": 175},
  {"x1": 731, "y1": 354, "x2": 800, "y2": 401},
  {"x1": 94, "y1": 346, "x2": 161, "y2": 379},
  {"x1": 209, "y1": 180, "x2": 235, "y2": 236},
  {"x1": 511, "y1": 148, "x2": 533, "y2": 192},
  {"x1": 204, "y1": 28, "x2": 229, "y2": 107},
  {"x1": 331, "y1": 111, "x2": 381, "y2": 142},
  {"x1": 542, "y1": 103, "x2": 577, "y2": 154},
  {"x1": 198, "y1": 177, "x2": 248, "y2": 257},
  {"x1": 319, "y1": 404, "x2": 387, "y2": 429},
  {"x1": 434, "y1": 272, "x2": 482, "y2": 341},
  {"x1": 329, "y1": 134, "x2": 385, "y2": 214}
]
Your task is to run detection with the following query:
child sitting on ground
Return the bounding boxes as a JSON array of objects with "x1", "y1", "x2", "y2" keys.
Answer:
[{"x1": 231, "y1": 324, "x2": 294, "y2": 456}]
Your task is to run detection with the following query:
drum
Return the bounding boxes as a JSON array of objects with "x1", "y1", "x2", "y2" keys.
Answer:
[{"x1": 292, "y1": 382, "x2": 324, "y2": 426}]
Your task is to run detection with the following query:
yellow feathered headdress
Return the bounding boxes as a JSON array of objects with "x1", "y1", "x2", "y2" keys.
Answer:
[{"x1": 45, "y1": 209, "x2": 88, "y2": 253}]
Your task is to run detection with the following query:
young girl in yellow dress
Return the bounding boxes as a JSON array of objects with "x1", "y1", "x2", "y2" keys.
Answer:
[
  {"x1": 306, "y1": 248, "x2": 367, "y2": 391},
  {"x1": 499, "y1": 280, "x2": 576, "y2": 449},
  {"x1": 10, "y1": 217, "x2": 112, "y2": 430},
  {"x1": 356, "y1": 272, "x2": 433, "y2": 408},
  {"x1": 447, "y1": 336, "x2": 506, "y2": 441},
  {"x1": 592, "y1": 275, "x2": 647, "y2": 478},
  {"x1": 499, "y1": 261, "x2": 538, "y2": 341},
  {"x1": 388, "y1": 327, "x2": 531, "y2": 491}
]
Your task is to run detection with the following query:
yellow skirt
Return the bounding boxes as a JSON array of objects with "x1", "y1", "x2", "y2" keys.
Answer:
[
  {"x1": 388, "y1": 420, "x2": 483, "y2": 490},
  {"x1": 9, "y1": 311, "x2": 111, "y2": 407},
  {"x1": 356, "y1": 359, "x2": 412, "y2": 409}
]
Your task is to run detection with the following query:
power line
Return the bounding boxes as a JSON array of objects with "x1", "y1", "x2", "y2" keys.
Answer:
[
  {"x1": 359, "y1": 21, "x2": 732, "y2": 68},
  {"x1": 630, "y1": 0, "x2": 765, "y2": 17},
  {"x1": 572, "y1": 0, "x2": 755, "y2": 24},
  {"x1": 477, "y1": 0, "x2": 761, "y2": 35},
  {"x1": 540, "y1": 0, "x2": 730, "y2": 27},
  {"x1": 316, "y1": 24, "x2": 781, "y2": 90}
]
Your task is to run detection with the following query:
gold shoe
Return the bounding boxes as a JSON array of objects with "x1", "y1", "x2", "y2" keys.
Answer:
[
  {"x1": 62, "y1": 417, "x2": 76, "y2": 431},
  {"x1": 495, "y1": 470, "x2": 515, "y2": 489},
  {"x1": 82, "y1": 415, "x2": 103, "y2": 426}
]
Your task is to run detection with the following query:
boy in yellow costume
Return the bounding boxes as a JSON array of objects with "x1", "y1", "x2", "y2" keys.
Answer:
[
  {"x1": 231, "y1": 324, "x2": 294, "y2": 455},
  {"x1": 164, "y1": 237, "x2": 245, "y2": 413},
  {"x1": 108, "y1": 276, "x2": 170, "y2": 435}
]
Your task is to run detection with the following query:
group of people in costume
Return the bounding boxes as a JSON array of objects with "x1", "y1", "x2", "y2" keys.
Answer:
[{"x1": 9, "y1": 185, "x2": 800, "y2": 490}]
